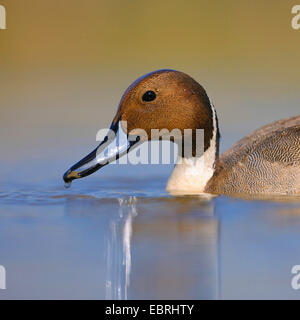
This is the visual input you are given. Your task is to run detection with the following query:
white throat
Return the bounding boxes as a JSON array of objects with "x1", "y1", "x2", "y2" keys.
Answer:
[{"x1": 166, "y1": 101, "x2": 218, "y2": 195}]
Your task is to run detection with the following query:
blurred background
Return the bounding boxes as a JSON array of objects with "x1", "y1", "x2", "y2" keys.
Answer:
[
  {"x1": 0, "y1": 1, "x2": 299, "y2": 300},
  {"x1": 0, "y1": 0, "x2": 299, "y2": 184}
]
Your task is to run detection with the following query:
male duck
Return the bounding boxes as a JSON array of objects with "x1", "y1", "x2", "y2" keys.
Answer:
[{"x1": 63, "y1": 70, "x2": 300, "y2": 195}]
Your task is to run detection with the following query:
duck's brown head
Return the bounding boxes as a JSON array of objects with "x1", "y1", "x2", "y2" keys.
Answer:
[{"x1": 63, "y1": 69, "x2": 219, "y2": 184}]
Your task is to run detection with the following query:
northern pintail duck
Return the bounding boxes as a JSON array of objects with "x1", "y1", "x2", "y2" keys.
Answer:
[{"x1": 63, "y1": 70, "x2": 300, "y2": 195}]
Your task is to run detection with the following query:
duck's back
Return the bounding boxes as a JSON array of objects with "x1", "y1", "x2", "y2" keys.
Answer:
[{"x1": 205, "y1": 115, "x2": 300, "y2": 195}]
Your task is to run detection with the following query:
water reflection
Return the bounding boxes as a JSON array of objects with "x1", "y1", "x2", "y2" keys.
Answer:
[
  {"x1": 105, "y1": 196, "x2": 137, "y2": 299},
  {"x1": 103, "y1": 195, "x2": 220, "y2": 299}
]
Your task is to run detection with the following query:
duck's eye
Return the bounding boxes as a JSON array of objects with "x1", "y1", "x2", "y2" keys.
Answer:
[{"x1": 142, "y1": 90, "x2": 156, "y2": 102}]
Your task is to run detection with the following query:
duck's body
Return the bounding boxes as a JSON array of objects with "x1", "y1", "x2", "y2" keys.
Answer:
[
  {"x1": 63, "y1": 70, "x2": 300, "y2": 196},
  {"x1": 206, "y1": 116, "x2": 300, "y2": 195}
]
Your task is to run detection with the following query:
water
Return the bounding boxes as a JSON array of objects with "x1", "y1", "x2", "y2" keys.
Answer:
[
  {"x1": 0, "y1": 72, "x2": 299, "y2": 300},
  {"x1": 0, "y1": 166, "x2": 299, "y2": 299}
]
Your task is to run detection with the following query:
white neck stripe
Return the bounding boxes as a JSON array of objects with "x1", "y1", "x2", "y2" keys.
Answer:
[{"x1": 166, "y1": 97, "x2": 218, "y2": 194}]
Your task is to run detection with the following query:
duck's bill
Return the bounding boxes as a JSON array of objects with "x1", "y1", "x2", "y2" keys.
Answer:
[{"x1": 63, "y1": 121, "x2": 140, "y2": 183}]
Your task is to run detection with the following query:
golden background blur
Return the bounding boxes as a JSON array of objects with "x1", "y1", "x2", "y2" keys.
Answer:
[{"x1": 0, "y1": 0, "x2": 299, "y2": 176}]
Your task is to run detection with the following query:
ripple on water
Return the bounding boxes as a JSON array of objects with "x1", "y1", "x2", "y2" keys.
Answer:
[
  {"x1": 0, "y1": 186, "x2": 171, "y2": 206},
  {"x1": 0, "y1": 183, "x2": 299, "y2": 206}
]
